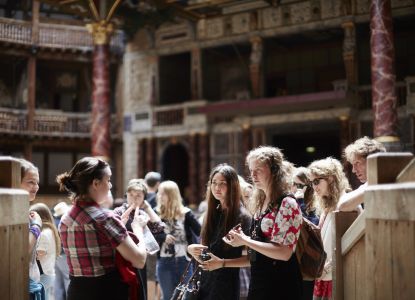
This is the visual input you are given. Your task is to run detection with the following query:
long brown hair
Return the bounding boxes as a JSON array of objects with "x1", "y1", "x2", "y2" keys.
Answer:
[
  {"x1": 30, "y1": 202, "x2": 61, "y2": 256},
  {"x1": 201, "y1": 164, "x2": 241, "y2": 247},
  {"x1": 246, "y1": 146, "x2": 290, "y2": 213},
  {"x1": 308, "y1": 157, "x2": 350, "y2": 213},
  {"x1": 156, "y1": 180, "x2": 185, "y2": 221}
]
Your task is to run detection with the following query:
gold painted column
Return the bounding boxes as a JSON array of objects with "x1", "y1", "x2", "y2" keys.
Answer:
[{"x1": 87, "y1": 20, "x2": 113, "y2": 160}]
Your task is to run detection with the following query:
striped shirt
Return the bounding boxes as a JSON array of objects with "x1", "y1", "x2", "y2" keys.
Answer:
[{"x1": 59, "y1": 200, "x2": 128, "y2": 277}]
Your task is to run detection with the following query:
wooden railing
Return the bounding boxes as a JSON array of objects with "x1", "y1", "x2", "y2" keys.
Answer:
[
  {"x1": 334, "y1": 152, "x2": 415, "y2": 300},
  {"x1": 357, "y1": 81, "x2": 407, "y2": 109},
  {"x1": 0, "y1": 108, "x2": 120, "y2": 137},
  {"x1": 0, "y1": 17, "x2": 124, "y2": 53}
]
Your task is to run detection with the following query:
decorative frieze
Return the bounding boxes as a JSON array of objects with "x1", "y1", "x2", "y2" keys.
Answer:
[
  {"x1": 391, "y1": 0, "x2": 414, "y2": 8},
  {"x1": 320, "y1": 0, "x2": 342, "y2": 19},
  {"x1": 356, "y1": 0, "x2": 371, "y2": 14},
  {"x1": 261, "y1": 7, "x2": 283, "y2": 28},
  {"x1": 155, "y1": 22, "x2": 193, "y2": 47},
  {"x1": 231, "y1": 13, "x2": 251, "y2": 34},
  {"x1": 290, "y1": 2, "x2": 313, "y2": 24},
  {"x1": 198, "y1": 18, "x2": 224, "y2": 39}
]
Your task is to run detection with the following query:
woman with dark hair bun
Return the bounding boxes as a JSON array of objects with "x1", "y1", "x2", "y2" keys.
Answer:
[
  {"x1": 187, "y1": 164, "x2": 251, "y2": 300},
  {"x1": 57, "y1": 157, "x2": 148, "y2": 300}
]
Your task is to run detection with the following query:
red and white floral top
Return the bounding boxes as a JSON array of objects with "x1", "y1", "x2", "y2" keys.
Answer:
[{"x1": 260, "y1": 196, "x2": 302, "y2": 251}]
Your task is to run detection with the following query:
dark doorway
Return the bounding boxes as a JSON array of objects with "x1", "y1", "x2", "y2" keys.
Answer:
[
  {"x1": 272, "y1": 131, "x2": 341, "y2": 167},
  {"x1": 161, "y1": 143, "x2": 189, "y2": 202}
]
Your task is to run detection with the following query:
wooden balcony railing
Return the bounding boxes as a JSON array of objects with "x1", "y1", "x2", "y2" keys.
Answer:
[
  {"x1": 154, "y1": 108, "x2": 184, "y2": 126},
  {"x1": 0, "y1": 108, "x2": 120, "y2": 138},
  {"x1": 357, "y1": 81, "x2": 407, "y2": 109},
  {"x1": 0, "y1": 17, "x2": 124, "y2": 53}
]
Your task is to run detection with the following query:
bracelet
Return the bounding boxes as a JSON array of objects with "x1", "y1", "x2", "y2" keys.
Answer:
[
  {"x1": 222, "y1": 259, "x2": 226, "y2": 268},
  {"x1": 30, "y1": 223, "x2": 42, "y2": 230},
  {"x1": 29, "y1": 220, "x2": 42, "y2": 229},
  {"x1": 29, "y1": 226, "x2": 41, "y2": 239}
]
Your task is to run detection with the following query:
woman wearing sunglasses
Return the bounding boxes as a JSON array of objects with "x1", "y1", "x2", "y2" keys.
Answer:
[
  {"x1": 308, "y1": 157, "x2": 350, "y2": 300},
  {"x1": 291, "y1": 166, "x2": 320, "y2": 300},
  {"x1": 292, "y1": 167, "x2": 319, "y2": 226}
]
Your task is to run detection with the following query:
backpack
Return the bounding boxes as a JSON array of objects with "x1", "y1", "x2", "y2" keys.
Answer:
[{"x1": 295, "y1": 216, "x2": 327, "y2": 280}]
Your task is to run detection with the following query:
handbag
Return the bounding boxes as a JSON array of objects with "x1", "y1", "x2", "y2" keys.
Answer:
[
  {"x1": 170, "y1": 259, "x2": 201, "y2": 300},
  {"x1": 295, "y1": 216, "x2": 327, "y2": 280}
]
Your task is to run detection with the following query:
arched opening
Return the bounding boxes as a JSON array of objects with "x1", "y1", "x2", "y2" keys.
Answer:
[{"x1": 161, "y1": 143, "x2": 189, "y2": 203}]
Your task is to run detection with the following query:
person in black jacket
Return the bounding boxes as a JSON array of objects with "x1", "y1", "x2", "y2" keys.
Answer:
[{"x1": 188, "y1": 164, "x2": 251, "y2": 300}]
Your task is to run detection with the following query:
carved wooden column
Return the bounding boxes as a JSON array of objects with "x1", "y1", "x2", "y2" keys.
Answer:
[
  {"x1": 138, "y1": 138, "x2": 146, "y2": 178},
  {"x1": 145, "y1": 137, "x2": 157, "y2": 172},
  {"x1": 198, "y1": 132, "x2": 210, "y2": 204},
  {"x1": 249, "y1": 36, "x2": 263, "y2": 99},
  {"x1": 191, "y1": 48, "x2": 203, "y2": 100},
  {"x1": 339, "y1": 116, "x2": 351, "y2": 152},
  {"x1": 25, "y1": 0, "x2": 40, "y2": 161},
  {"x1": 242, "y1": 125, "x2": 252, "y2": 158},
  {"x1": 370, "y1": 0, "x2": 400, "y2": 148},
  {"x1": 252, "y1": 127, "x2": 266, "y2": 148},
  {"x1": 342, "y1": 22, "x2": 358, "y2": 86},
  {"x1": 149, "y1": 55, "x2": 159, "y2": 105},
  {"x1": 87, "y1": 20, "x2": 113, "y2": 160},
  {"x1": 188, "y1": 134, "x2": 199, "y2": 206}
]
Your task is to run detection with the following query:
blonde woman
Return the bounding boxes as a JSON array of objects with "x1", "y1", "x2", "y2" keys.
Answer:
[
  {"x1": 154, "y1": 180, "x2": 201, "y2": 300},
  {"x1": 308, "y1": 157, "x2": 350, "y2": 300},
  {"x1": 30, "y1": 202, "x2": 62, "y2": 300},
  {"x1": 224, "y1": 146, "x2": 303, "y2": 300}
]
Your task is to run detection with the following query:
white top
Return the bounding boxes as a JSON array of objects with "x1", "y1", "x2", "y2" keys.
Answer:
[
  {"x1": 319, "y1": 211, "x2": 335, "y2": 281},
  {"x1": 37, "y1": 227, "x2": 57, "y2": 276}
]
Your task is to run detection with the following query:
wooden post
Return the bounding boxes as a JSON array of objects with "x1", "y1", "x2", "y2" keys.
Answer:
[
  {"x1": 0, "y1": 157, "x2": 21, "y2": 188},
  {"x1": 0, "y1": 189, "x2": 29, "y2": 300},
  {"x1": 367, "y1": 152, "x2": 413, "y2": 185},
  {"x1": 365, "y1": 183, "x2": 415, "y2": 300},
  {"x1": 333, "y1": 211, "x2": 358, "y2": 300}
]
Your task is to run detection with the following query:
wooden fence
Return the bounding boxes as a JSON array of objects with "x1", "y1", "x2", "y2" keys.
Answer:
[
  {"x1": 334, "y1": 152, "x2": 415, "y2": 300},
  {"x1": 0, "y1": 157, "x2": 29, "y2": 300}
]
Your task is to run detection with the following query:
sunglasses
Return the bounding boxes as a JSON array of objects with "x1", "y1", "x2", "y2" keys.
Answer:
[
  {"x1": 293, "y1": 183, "x2": 306, "y2": 189},
  {"x1": 311, "y1": 178, "x2": 325, "y2": 186}
]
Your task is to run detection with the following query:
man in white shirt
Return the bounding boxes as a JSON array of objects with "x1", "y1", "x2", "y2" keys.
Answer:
[{"x1": 338, "y1": 136, "x2": 386, "y2": 212}]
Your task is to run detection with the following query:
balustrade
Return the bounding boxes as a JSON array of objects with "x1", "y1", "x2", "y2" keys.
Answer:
[
  {"x1": 0, "y1": 108, "x2": 119, "y2": 137},
  {"x1": 357, "y1": 81, "x2": 407, "y2": 109},
  {"x1": 0, "y1": 17, "x2": 124, "y2": 52}
]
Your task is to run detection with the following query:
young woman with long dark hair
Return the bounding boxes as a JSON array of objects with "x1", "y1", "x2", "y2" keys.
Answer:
[{"x1": 187, "y1": 164, "x2": 250, "y2": 300}]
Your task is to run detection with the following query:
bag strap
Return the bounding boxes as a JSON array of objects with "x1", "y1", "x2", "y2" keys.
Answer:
[
  {"x1": 177, "y1": 258, "x2": 198, "y2": 285},
  {"x1": 36, "y1": 259, "x2": 44, "y2": 275}
]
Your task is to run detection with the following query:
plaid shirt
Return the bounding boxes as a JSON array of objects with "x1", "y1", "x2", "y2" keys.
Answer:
[{"x1": 59, "y1": 200, "x2": 128, "y2": 277}]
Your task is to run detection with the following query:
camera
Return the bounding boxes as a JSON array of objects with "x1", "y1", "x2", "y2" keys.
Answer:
[
  {"x1": 165, "y1": 243, "x2": 175, "y2": 256},
  {"x1": 200, "y1": 249, "x2": 211, "y2": 261}
]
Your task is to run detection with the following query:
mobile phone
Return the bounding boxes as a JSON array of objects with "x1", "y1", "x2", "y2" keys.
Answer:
[
  {"x1": 200, "y1": 248, "x2": 211, "y2": 261},
  {"x1": 232, "y1": 223, "x2": 242, "y2": 231}
]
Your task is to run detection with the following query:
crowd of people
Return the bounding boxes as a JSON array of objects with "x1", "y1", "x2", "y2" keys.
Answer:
[{"x1": 19, "y1": 136, "x2": 386, "y2": 300}]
